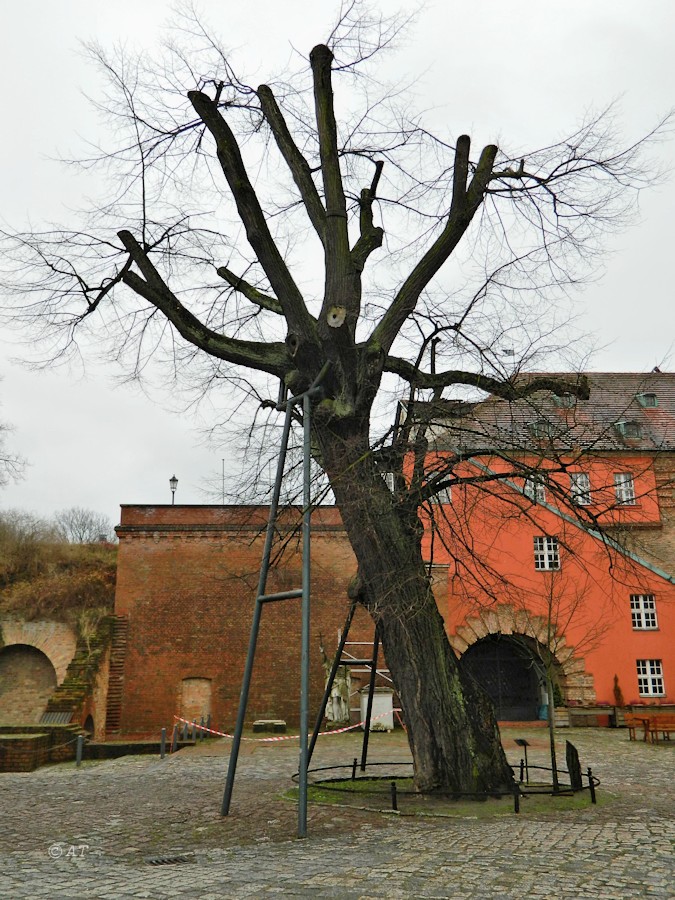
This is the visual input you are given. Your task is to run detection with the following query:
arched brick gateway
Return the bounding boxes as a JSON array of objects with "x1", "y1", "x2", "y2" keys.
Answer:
[
  {"x1": 0, "y1": 644, "x2": 58, "y2": 724},
  {"x1": 0, "y1": 619, "x2": 78, "y2": 724},
  {"x1": 448, "y1": 605, "x2": 597, "y2": 707}
]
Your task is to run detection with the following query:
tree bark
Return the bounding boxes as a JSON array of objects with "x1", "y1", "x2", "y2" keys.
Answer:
[{"x1": 316, "y1": 417, "x2": 514, "y2": 794}]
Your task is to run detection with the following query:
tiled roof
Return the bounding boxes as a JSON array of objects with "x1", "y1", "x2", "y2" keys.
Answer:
[{"x1": 426, "y1": 371, "x2": 675, "y2": 454}]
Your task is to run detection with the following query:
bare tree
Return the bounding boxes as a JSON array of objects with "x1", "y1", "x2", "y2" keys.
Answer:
[
  {"x1": 0, "y1": 7, "x2": 666, "y2": 793},
  {"x1": 0, "y1": 405, "x2": 23, "y2": 489},
  {"x1": 53, "y1": 507, "x2": 114, "y2": 544}
]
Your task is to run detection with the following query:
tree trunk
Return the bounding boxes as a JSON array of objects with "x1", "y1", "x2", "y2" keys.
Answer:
[{"x1": 316, "y1": 418, "x2": 514, "y2": 794}]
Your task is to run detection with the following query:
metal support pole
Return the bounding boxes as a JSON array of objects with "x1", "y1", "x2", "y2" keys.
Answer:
[
  {"x1": 221, "y1": 363, "x2": 329, "y2": 830},
  {"x1": 298, "y1": 393, "x2": 312, "y2": 839},
  {"x1": 160, "y1": 727, "x2": 166, "y2": 759},
  {"x1": 360, "y1": 625, "x2": 380, "y2": 772},
  {"x1": 307, "y1": 599, "x2": 358, "y2": 767},
  {"x1": 171, "y1": 724, "x2": 178, "y2": 753},
  {"x1": 588, "y1": 767, "x2": 597, "y2": 804},
  {"x1": 76, "y1": 734, "x2": 84, "y2": 767},
  {"x1": 222, "y1": 402, "x2": 295, "y2": 817}
]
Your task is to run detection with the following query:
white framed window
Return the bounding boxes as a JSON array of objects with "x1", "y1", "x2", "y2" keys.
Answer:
[
  {"x1": 630, "y1": 594, "x2": 658, "y2": 630},
  {"x1": 534, "y1": 536, "x2": 560, "y2": 571},
  {"x1": 382, "y1": 472, "x2": 395, "y2": 491},
  {"x1": 636, "y1": 392, "x2": 657, "y2": 408},
  {"x1": 615, "y1": 420, "x2": 642, "y2": 439},
  {"x1": 553, "y1": 392, "x2": 576, "y2": 408},
  {"x1": 430, "y1": 486, "x2": 452, "y2": 504},
  {"x1": 529, "y1": 419, "x2": 556, "y2": 440},
  {"x1": 524, "y1": 476, "x2": 546, "y2": 503},
  {"x1": 614, "y1": 473, "x2": 636, "y2": 505},
  {"x1": 570, "y1": 472, "x2": 591, "y2": 506},
  {"x1": 636, "y1": 659, "x2": 665, "y2": 697}
]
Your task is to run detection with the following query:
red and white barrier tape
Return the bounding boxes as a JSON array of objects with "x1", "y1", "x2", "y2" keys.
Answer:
[{"x1": 173, "y1": 709, "x2": 402, "y2": 743}]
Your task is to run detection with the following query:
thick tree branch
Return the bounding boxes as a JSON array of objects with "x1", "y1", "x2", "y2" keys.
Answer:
[
  {"x1": 383, "y1": 354, "x2": 590, "y2": 400},
  {"x1": 310, "y1": 44, "x2": 352, "y2": 315},
  {"x1": 368, "y1": 139, "x2": 498, "y2": 356},
  {"x1": 351, "y1": 159, "x2": 385, "y2": 273},
  {"x1": 216, "y1": 265, "x2": 283, "y2": 315},
  {"x1": 188, "y1": 90, "x2": 316, "y2": 339},
  {"x1": 257, "y1": 84, "x2": 327, "y2": 245},
  {"x1": 118, "y1": 231, "x2": 288, "y2": 375}
]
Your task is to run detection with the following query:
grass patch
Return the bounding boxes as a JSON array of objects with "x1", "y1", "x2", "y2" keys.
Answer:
[{"x1": 286, "y1": 777, "x2": 599, "y2": 817}]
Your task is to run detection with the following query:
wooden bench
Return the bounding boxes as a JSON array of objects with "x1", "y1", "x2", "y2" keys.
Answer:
[
  {"x1": 624, "y1": 713, "x2": 650, "y2": 741},
  {"x1": 647, "y1": 714, "x2": 675, "y2": 744}
]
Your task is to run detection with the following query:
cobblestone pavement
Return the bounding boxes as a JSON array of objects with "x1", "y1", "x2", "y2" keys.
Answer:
[{"x1": 1, "y1": 726, "x2": 673, "y2": 898}]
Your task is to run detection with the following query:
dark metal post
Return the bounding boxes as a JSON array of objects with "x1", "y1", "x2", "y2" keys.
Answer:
[
  {"x1": 519, "y1": 759, "x2": 524, "y2": 783},
  {"x1": 171, "y1": 724, "x2": 178, "y2": 753},
  {"x1": 297, "y1": 393, "x2": 312, "y2": 839},
  {"x1": 588, "y1": 767, "x2": 597, "y2": 804},
  {"x1": 390, "y1": 781, "x2": 398, "y2": 811},
  {"x1": 182, "y1": 722, "x2": 188, "y2": 742},
  {"x1": 76, "y1": 734, "x2": 84, "y2": 767},
  {"x1": 222, "y1": 402, "x2": 295, "y2": 816},
  {"x1": 351, "y1": 757, "x2": 358, "y2": 781},
  {"x1": 513, "y1": 785, "x2": 520, "y2": 814},
  {"x1": 360, "y1": 626, "x2": 380, "y2": 771},
  {"x1": 515, "y1": 738, "x2": 530, "y2": 784},
  {"x1": 160, "y1": 727, "x2": 166, "y2": 759},
  {"x1": 307, "y1": 599, "x2": 358, "y2": 767}
]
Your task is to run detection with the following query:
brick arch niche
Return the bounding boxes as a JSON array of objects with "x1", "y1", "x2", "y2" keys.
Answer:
[
  {"x1": 0, "y1": 644, "x2": 58, "y2": 724},
  {"x1": 449, "y1": 604, "x2": 597, "y2": 706}
]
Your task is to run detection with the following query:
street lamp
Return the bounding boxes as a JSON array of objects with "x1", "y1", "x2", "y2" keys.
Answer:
[{"x1": 169, "y1": 475, "x2": 178, "y2": 505}]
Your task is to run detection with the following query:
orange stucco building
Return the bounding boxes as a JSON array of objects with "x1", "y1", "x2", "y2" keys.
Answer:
[{"x1": 418, "y1": 371, "x2": 675, "y2": 720}]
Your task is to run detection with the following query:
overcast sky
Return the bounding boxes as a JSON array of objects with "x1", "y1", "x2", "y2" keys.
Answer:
[{"x1": 0, "y1": 0, "x2": 674, "y2": 527}]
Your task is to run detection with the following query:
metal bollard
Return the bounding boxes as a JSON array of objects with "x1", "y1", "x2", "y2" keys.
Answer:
[
  {"x1": 587, "y1": 767, "x2": 597, "y2": 804},
  {"x1": 519, "y1": 759, "x2": 524, "y2": 783},
  {"x1": 200, "y1": 717, "x2": 205, "y2": 741},
  {"x1": 76, "y1": 734, "x2": 84, "y2": 768},
  {"x1": 390, "y1": 781, "x2": 398, "y2": 811},
  {"x1": 182, "y1": 722, "x2": 188, "y2": 742},
  {"x1": 160, "y1": 727, "x2": 166, "y2": 759},
  {"x1": 171, "y1": 724, "x2": 178, "y2": 754},
  {"x1": 351, "y1": 757, "x2": 358, "y2": 781},
  {"x1": 513, "y1": 785, "x2": 520, "y2": 814}
]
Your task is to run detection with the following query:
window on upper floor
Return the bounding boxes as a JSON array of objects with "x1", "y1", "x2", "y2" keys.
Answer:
[
  {"x1": 552, "y1": 392, "x2": 576, "y2": 408},
  {"x1": 382, "y1": 472, "x2": 396, "y2": 492},
  {"x1": 524, "y1": 476, "x2": 546, "y2": 504},
  {"x1": 570, "y1": 472, "x2": 591, "y2": 506},
  {"x1": 614, "y1": 420, "x2": 642, "y2": 439},
  {"x1": 533, "y1": 536, "x2": 560, "y2": 571},
  {"x1": 636, "y1": 659, "x2": 665, "y2": 697},
  {"x1": 430, "y1": 486, "x2": 452, "y2": 504},
  {"x1": 614, "y1": 473, "x2": 636, "y2": 505},
  {"x1": 528, "y1": 419, "x2": 556, "y2": 440},
  {"x1": 630, "y1": 594, "x2": 658, "y2": 630},
  {"x1": 636, "y1": 392, "x2": 658, "y2": 408}
]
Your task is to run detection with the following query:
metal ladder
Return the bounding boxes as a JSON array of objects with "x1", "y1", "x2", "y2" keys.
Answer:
[{"x1": 221, "y1": 365, "x2": 328, "y2": 838}]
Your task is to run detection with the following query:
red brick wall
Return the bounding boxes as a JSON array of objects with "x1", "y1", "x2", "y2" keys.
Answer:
[{"x1": 114, "y1": 506, "x2": 375, "y2": 737}]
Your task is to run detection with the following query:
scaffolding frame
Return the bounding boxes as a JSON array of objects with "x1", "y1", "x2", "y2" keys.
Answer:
[{"x1": 221, "y1": 365, "x2": 327, "y2": 838}]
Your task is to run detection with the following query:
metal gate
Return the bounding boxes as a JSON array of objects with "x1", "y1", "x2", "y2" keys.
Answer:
[{"x1": 461, "y1": 636, "x2": 541, "y2": 720}]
